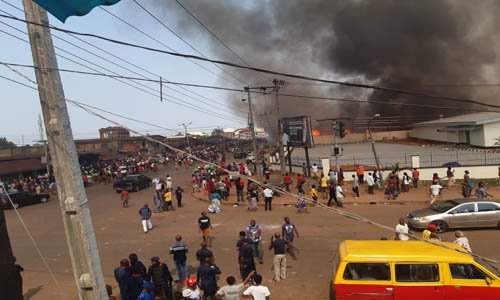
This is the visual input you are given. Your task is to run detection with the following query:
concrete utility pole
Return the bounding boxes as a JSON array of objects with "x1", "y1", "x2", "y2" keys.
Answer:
[
  {"x1": 368, "y1": 113, "x2": 383, "y2": 183},
  {"x1": 23, "y1": 1, "x2": 107, "y2": 299},
  {"x1": 180, "y1": 122, "x2": 192, "y2": 152},
  {"x1": 272, "y1": 79, "x2": 286, "y2": 175},
  {"x1": 38, "y1": 114, "x2": 50, "y2": 176},
  {"x1": 243, "y1": 86, "x2": 261, "y2": 176}
]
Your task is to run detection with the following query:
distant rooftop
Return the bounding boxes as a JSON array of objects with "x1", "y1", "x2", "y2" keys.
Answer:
[{"x1": 415, "y1": 112, "x2": 500, "y2": 127}]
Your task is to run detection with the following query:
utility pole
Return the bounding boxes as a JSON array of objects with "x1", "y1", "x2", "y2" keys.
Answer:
[
  {"x1": 368, "y1": 114, "x2": 383, "y2": 184},
  {"x1": 23, "y1": 1, "x2": 107, "y2": 299},
  {"x1": 38, "y1": 114, "x2": 50, "y2": 176},
  {"x1": 243, "y1": 86, "x2": 261, "y2": 177},
  {"x1": 272, "y1": 79, "x2": 286, "y2": 175},
  {"x1": 180, "y1": 122, "x2": 192, "y2": 152}
]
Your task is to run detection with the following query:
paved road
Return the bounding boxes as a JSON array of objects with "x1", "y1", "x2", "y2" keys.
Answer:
[{"x1": 5, "y1": 164, "x2": 500, "y2": 299}]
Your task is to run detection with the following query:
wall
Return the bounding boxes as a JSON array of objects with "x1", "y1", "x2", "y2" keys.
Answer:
[
  {"x1": 469, "y1": 125, "x2": 486, "y2": 147},
  {"x1": 313, "y1": 130, "x2": 410, "y2": 145},
  {"x1": 410, "y1": 126, "x2": 460, "y2": 143},
  {"x1": 482, "y1": 122, "x2": 500, "y2": 147}
]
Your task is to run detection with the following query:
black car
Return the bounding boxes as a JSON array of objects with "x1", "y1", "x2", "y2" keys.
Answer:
[
  {"x1": 6, "y1": 191, "x2": 50, "y2": 209},
  {"x1": 113, "y1": 174, "x2": 152, "y2": 193}
]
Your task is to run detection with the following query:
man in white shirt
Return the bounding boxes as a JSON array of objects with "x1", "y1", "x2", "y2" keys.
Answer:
[
  {"x1": 166, "y1": 174, "x2": 173, "y2": 190},
  {"x1": 366, "y1": 173, "x2": 375, "y2": 194},
  {"x1": 395, "y1": 218, "x2": 410, "y2": 241},
  {"x1": 242, "y1": 274, "x2": 270, "y2": 300},
  {"x1": 335, "y1": 185, "x2": 344, "y2": 207},
  {"x1": 263, "y1": 183, "x2": 274, "y2": 211},
  {"x1": 216, "y1": 271, "x2": 254, "y2": 300},
  {"x1": 311, "y1": 163, "x2": 319, "y2": 178},
  {"x1": 429, "y1": 182, "x2": 442, "y2": 204}
]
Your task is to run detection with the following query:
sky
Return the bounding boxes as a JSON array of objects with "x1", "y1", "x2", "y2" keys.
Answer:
[{"x1": 0, "y1": 0, "x2": 251, "y2": 145}]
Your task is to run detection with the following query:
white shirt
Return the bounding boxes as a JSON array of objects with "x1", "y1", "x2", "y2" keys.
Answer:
[
  {"x1": 395, "y1": 223, "x2": 410, "y2": 241},
  {"x1": 263, "y1": 188, "x2": 273, "y2": 198},
  {"x1": 454, "y1": 237, "x2": 472, "y2": 252},
  {"x1": 335, "y1": 185, "x2": 344, "y2": 199},
  {"x1": 312, "y1": 165, "x2": 319, "y2": 172},
  {"x1": 216, "y1": 283, "x2": 244, "y2": 300},
  {"x1": 430, "y1": 184, "x2": 442, "y2": 196},
  {"x1": 366, "y1": 175, "x2": 375, "y2": 186},
  {"x1": 182, "y1": 287, "x2": 201, "y2": 300},
  {"x1": 243, "y1": 285, "x2": 271, "y2": 300}
]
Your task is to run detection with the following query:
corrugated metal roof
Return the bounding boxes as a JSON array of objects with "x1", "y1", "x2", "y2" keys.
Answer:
[{"x1": 414, "y1": 112, "x2": 500, "y2": 127}]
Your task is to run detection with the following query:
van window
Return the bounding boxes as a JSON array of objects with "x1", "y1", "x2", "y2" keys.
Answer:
[
  {"x1": 450, "y1": 264, "x2": 486, "y2": 279},
  {"x1": 395, "y1": 264, "x2": 439, "y2": 282},
  {"x1": 343, "y1": 263, "x2": 390, "y2": 281}
]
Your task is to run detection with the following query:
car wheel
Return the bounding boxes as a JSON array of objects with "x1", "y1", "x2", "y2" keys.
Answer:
[
  {"x1": 12, "y1": 202, "x2": 20, "y2": 209},
  {"x1": 40, "y1": 197, "x2": 48, "y2": 203},
  {"x1": 431, "y1": 220, "x2": 449, "y2": 233}
]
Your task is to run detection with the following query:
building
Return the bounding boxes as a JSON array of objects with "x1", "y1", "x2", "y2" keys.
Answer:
[
  {"x1": 410, "y1": 112, "x2": 500, "y2": 147},
  {"x1": 98, "y1": 126, "x2": 130, "y2": 140}
]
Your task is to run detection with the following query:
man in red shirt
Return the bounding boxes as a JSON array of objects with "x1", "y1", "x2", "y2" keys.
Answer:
[
  {"x1": 283, "y1": 173, "x2": 292, "y2": 192},
  {"x1": 412, "y1": 168, "x2": 420, "y2": 188},
  {"x1": 120, "y1": 190, "x2": 129, "y2": 208}
]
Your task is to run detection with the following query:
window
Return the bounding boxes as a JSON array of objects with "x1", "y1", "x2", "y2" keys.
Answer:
[
  {"x1": 395, "y1": 264, "x2": 439, "y2": 282},
  {"x1": 478, "y1": 203, "x2": 500, "y2": 212},
  {"x1": 450, "y1": 264, "x2": 487, "y2": 280},
  {"x1": 343, "y1": 263, "x2": 390, "y2": 281},
  {"x1": 451, "y1": 203, "x2": 475, "y2": 214}
]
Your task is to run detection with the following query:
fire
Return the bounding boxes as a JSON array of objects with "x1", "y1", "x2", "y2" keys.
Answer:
[{"x1": 312, "y1": 129, "x2": 321, "y2": 137}]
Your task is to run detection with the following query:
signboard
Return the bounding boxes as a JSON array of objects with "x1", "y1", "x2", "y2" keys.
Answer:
[
  {"x1": 281, "y1": 116, "x2": 314, "y2": 147},
  {"x1": 411, "y1": 155, "x2": 420, "y2": 169}
]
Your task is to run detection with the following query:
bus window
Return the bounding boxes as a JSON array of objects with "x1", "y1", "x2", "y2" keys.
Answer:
[
  {"x1": 450, "y1": 264, "x2": 487, "y2": 280},
  {"x1": 343, "y1": 263, "x2": 390, "y2": 281},
  {"x1": 396, "y1": 264, "x2": 440, "y2": 282}
]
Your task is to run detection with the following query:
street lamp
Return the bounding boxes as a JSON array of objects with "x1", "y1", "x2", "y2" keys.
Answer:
[{"x1": 367, "y1": 114, "x2": 383, "y2": 185}]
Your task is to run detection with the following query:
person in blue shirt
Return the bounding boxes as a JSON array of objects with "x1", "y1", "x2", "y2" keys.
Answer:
[
  {"x1": 197, "y1": 257, "x2": 221, "y2": 299},
  {"x1": 137, "y1": 280, "x2": 155, "y2": 300}
]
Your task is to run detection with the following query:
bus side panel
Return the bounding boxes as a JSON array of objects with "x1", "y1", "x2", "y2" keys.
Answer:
[
  {"x1": 335, "y1": 283, "x2": 394, "y2": 300},
  {"x1": 442, "y1": 284, "x2": 500, "y2": 300}
]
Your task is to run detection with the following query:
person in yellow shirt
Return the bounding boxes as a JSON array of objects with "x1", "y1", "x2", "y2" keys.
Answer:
[
  {"x1": 422, "y1": 223, "x2": 437, "y2": 240},
  {"x1": 163, "y1": 189, "x2": 174, "y2": 211},
  {"x1": 320, "y1": 174, "x2": 328, "y2": 199},
  {"x1": 310, "y1": 184, "x2": 318, "y2": 206}
]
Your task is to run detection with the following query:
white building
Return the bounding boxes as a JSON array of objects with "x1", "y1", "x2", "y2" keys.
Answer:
[{"x1": 410, "y1": 112, "x2": 500, "y2": 147}]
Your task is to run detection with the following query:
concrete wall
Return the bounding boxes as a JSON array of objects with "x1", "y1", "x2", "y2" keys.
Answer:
[
  {"x1": 483, "y1": 123, "x2": 500, "y2": 147},
  {"x1": 410, "y1": 126, "x2": 460, "y2": 143},
  {"x1": 313, "y1": 130, "x2": 410, "y2": 145},
  {"x1": 470, "y1": 125, "x2": 485, "y2": 147}
]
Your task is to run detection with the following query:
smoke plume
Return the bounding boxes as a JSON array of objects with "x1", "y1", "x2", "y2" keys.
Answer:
[{"x1": 144, "y1": 0, "x2": 500, "y2": 132}]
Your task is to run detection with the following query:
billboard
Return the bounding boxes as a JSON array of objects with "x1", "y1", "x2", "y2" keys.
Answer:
[{"x1": 281, "y1": 116, "x2": 314, "y2": 147}]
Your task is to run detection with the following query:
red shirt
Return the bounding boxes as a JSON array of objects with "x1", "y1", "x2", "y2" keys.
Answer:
[{"x1": 284, "y1": 175, "x2": 292, "y2": 184}]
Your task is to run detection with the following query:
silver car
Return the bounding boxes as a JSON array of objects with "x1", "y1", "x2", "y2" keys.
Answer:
[{"x1": 407, "y1": 199, "x2": 500, "y2": 232}]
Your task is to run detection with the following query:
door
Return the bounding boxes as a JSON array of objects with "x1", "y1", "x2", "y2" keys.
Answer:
[
  {"x1": 392, "y1": 263, "x2": 444, "y2": 300},
  {"x1": 443, "y1": 263, "x2": 500, "y2": 300},
  {"x1": 476, "y1": 202, "x2": 500, "y2": 227},
  {"x1": 336, "y1": 262, "x2": 394, "y2": 300},
  {"x1": 447, "y1": 203, "x2": 477, "y2": 228}
]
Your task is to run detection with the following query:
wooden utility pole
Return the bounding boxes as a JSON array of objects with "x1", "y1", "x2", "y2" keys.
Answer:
[{"x1": 23, "y1": 1, "x2": 107, "y2": 299}]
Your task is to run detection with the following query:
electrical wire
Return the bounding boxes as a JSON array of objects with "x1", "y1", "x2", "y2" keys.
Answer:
[{"x1": 1, "y1": 12, "x2": 499, "y2": 110}]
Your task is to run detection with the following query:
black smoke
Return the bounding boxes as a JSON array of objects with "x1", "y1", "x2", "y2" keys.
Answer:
[{"x1": 143, "y1": 0, "x2": 500, "y2": 132}]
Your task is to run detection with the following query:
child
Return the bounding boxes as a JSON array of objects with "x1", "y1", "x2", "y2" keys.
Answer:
[
  {"x1": 310, "y1": 184, "x2": 318, "y2": 206},
  {"x1": 296, "y1": 192, "x2": 308, "y2": 213}
]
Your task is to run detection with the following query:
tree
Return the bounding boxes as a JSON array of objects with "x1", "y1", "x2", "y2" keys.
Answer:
[
  {"x1": 0, "y1": 137, "x2": 16, "y2": 149},
  {"x1": 211, "y1": 128, "x2": 224, "y2": 136}
]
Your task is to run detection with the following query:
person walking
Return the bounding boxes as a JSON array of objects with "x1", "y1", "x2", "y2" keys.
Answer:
[
  {"x1": 197, "y1": 257, "x2": 221, "y2": 300},
  {"x1": 319, "y1": 174, "x2": 328, "y2": 199},
  {"x1": 263, "y1": 183, "x2": 273, "y2": 211},
  {"x1": 311, "y1": 163, "x2": 319, "y2": 179},
  {"x1": 453, "y1": 230, "x2": 472, "y2": 252},
  {"x1": 366, "y1": 172, "x2": 375, "y2": 194},
  {"x1": 269, "y1": 232, "x2": 289, "y2": 282},
  {"x1": 283, "y1": 173, "x2": 292, "y2": 192},
  {"x1": 163, "y1": 189, "x2": 174, "y2": 211},
  {"x1": 196, "y1": 241, "x2": 214, "y2": 265},
  {"x1": 246, "y1": 220, "x2": 263, "y2": 264},
  {"x1": 411, "y1": 168, "x2": 420, "y2": 188},
  {"x1": 282, "y1": 217, "x2": 299, "y2": 260},
  {"x1": 137, "y1": 281, "x2": 155, "y2": 300},
  {"x1": 235, "y1": 177, "x2": 244, "y2": 203},
  {"x1": 394, "y1": 218, "x2": 410, "y2": 241},
  {"x1": 120, "y1": 189, "x2": 129, "y2": 208},
  {"x1": 169, "y1": 235, "x2": 189, "y2": 282},
  {"x1": 351, "y1": 175, "x2": 360, "y2": 198},
  {"x1": 327, "y1": 181, "x2": 339, "y2": 207},
  {"x1": 310, "y1": 184, "x2": 318, "y2": 205},
  {"x1": 237, "y1": 236, "x2": 256, "y2": 281},
  {"x1": 356, "y1": 165, "x2": 365, "y2": 184},
  {"x1": 199, "y1": 211, "x2": 213, "y2": 246},
  {"x1": 463, "y1": 170, "x2": 473, "y2": 198},
  {"x1": 147, "y1": 256, "x2": 173, "y2": 300},
  {"x1": 129, "y1": 253, "x2": 147, "y2": 292},
  {"x1": 447, "y1": 166, "x2": 455, "y2": 187},
  {"x1": 114, "y1": 258, "x2": 140, "y2": 300},
  {"x1": 335, "y1": 184, "x2": 345, "y2": 207},
  {"x1": 429, "y1": 181, "x2": 443, "y2": 205},
  {"x1": 401, "y1": 172, "x2": 410, "y2": 192},
  {"x1": 475, "y1": 181, "x2": 492, "y2": 200},
  {"x1": 216, "y1": 271, "x2": 255, "y2": 300},
  {"x1": 242, "y1": 273, "x2": 270, "y2": 300},
  {"x1": 139, "y1": 204, "x2": 153, "y2": 233},
  {"x1": 175, "y1": 186, "x2": 184, "y2": 208}
]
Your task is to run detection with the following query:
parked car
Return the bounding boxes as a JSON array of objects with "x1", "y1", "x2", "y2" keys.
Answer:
[
  {"x1": 113, "y1": 174, "x2": 152, "y2": 193},
  {"x1": 6, "y1": 191, "x2": 50, "y2": 209},
  {"x1": 407, "y1": 199, "x2": 500, "y2": 232}
]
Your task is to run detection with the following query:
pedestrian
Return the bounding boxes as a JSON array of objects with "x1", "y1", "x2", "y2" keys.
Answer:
[
  {"x1": 311, "y1": 163, "x2": 319, "y2": 179},
  {"x1": 283, "y1": 173, "x2": 292, "y2": 192},
  {"x1": 139, "y1": 204, "x2": 153, "y2": 233},
  {"x1": 153, "y1": 177, "x2": 163, "y2": 201},
  {"x1": 296, "y1": 192, "x2": 308, "y2": 213},
  {"x1": 282, "y1": 217, "x2": 299, "y2": 260},
  {"x1": 269, "y1": 232, "x2": 289, "y2": 282},
  {"x1": 351, "y1": 175, "x2": 359, "y2": 198},
  {"x1": 422, "y1": 223, "x2": 437, "y2": 240},
  {"x1": 246, "y1": 220, "x2": 263, "y2": 264},
  {"x1": 242, "y1": 273, "x2": 270, "y2": 300},
  {"x1": 386, "y1": 173, "x2": 398, "y2": 200},
  {"x1": 429, "y1": 181, "x2": 443, "y2": 205},
  {"x1": 163, "y1": 189, "x2": 174, "y2": 211},
  {"x1": 327, "y1": 181, "x2": 339, "y2": 207},
  {"x1": 197, "y1": 257, "x2": 221, "y2": 300},
  {"x1": 153, "y1": 194, "x2": 162, "y2": 213},
  {"x1": 394, "y1": 218, "x2": 410, "y2": 241},
  {"x1": 237, "y1": 233, "x2": 256, "y2": 280},
  {"x1": 147, "y1": 256, "x2": 173, "y2": 300},
  {"x1": 120, "y1": 189, "x2": 129, "y2": 208},
  {"x1": 356, "y1": 165, "x2": 365, "y2": 184},
  {"x1": 129, "y1": 253, "x2": 147, "y2": 291},
  {"x1": 462, "y1": 170, "x2": 474, "y2": 198},
  {"x1": 248, "y1": 186, "x2": 258, "y2": 211},
  {"x1": 366, "y1": 172, "x2": 375, "y2": 194},
  {"x1": 412, "y1": 168, "x2": 420, "y2": 188},
  {"x1": 175, "y1": 186, "x2": 184, "y2": 208},
  {"x1": 296, "y1": 173, "x2": 305, "y2": 194},
  {"x1": 310, "y1": 184, "x2": 318, "y2": 205},
  {"x1": 235, "y1": 177, "x2": 245, "y2": 203},
  {"x1": 137, "y1": 281, "x2": 155, "y2": 300},
  {"x1": 320, "y1": 174, "x2": 328, "y2": 199},
  {"x1": 169, "y1": 235, "x2": 189, "y2": 282},
  {"x1": 199, "y1": 211, "x2": 213, "y2": 246},
  {"x1": 114, "y1": 258, "x2": 140, "y2": 300},
  {"x1": 335, "y1": 183, "x2": 345, "y2": 207},
  {"x1": 401, "y1": 172, "x2": 410, "y2": 192},
  {"x1": 446, "y1": 166, "x2": 455, "y2": 187},
  {"x1": 196, "y1": 241, "x2": 214, "y2": 265},
  {"x1": 166, "y1": 174, "x2": 173, "y2": 190},
  {"x1": 453, "y1": 230, "x2": 472, "y2": 252},
  {"x1": 182, "y1": 276, "x2": 201, "y2": 300},
  {"x1": 302, "y1": 162, "x2": 307, "y2": 177},
  {"x1": 216, "y1": 271, "x2": 255, "y2": 300},
  {"x1": 263, "y1": 183, "x2": 273, "y2": 211},
  {"x1": 475, "y1": 181, "x2": 492, "y2": 200}
]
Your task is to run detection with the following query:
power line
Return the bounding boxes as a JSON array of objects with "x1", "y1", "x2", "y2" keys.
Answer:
[
  {"x1": 1, "y1": 12, "x2": 498, "y2": 110},
  {"x1": 129, "y1": 0, "x2": 246, "y2": 85},
  {"x1": 172, "y1": 0, "x2": 250, "y2": 66}
]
